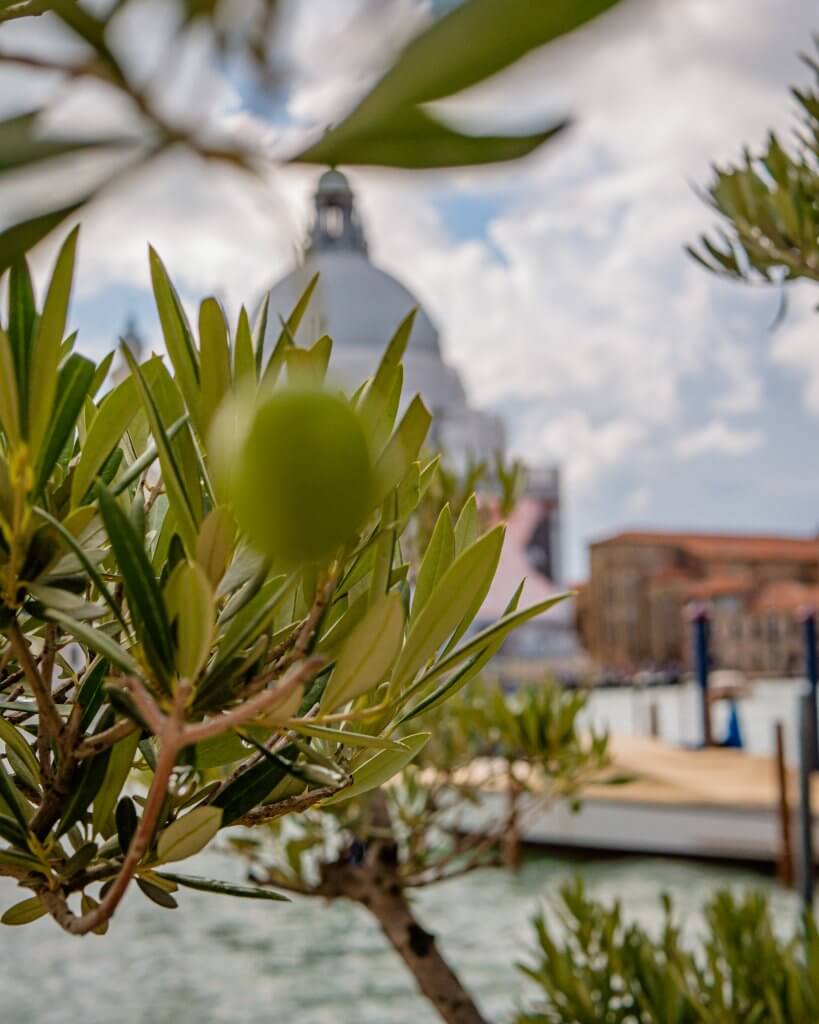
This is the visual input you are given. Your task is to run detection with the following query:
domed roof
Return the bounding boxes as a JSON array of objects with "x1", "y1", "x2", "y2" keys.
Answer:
[
  {"x1": 263, "y1": 170, "x2": 441, "y2": 359},
  {"x1": 265, "y1": 251, "x2": 442, "y2": 357},
  {"x1": 316, "y1": 168, "x2": 351, "y2": 195}
]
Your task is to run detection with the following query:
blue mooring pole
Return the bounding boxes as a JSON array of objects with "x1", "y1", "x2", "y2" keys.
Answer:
[
  {"x1": 691, "y1": 604, "x2": 712, "y2": 747},
  {"x1": 802, "y1": 609, "x2": 819, "y2": 770}
]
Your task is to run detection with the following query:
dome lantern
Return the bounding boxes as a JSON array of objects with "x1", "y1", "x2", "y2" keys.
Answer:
[{"x1": 308, "y1": 168, "x2": 368, "y2": 256}]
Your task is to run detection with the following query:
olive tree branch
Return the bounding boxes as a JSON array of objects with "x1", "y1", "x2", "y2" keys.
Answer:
[
  {"x1": 6, "y1": 620, "x2": 63, "y2": 750},
  {"x1": 233, "y1": 780, "x2": 349, "y2": 827},
  {"x1": 74, "y1": 718, "x2": 137, "y2": 760}
]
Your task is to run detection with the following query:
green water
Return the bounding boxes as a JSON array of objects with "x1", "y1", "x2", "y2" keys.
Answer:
[{"x1": 0, "y1": 850, "x2": 799, "y2": 1023}]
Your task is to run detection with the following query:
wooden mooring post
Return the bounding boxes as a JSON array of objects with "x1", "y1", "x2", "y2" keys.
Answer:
[
  {"x1": 774, "y1": 721, "x2": 793, "y2": 887},
  {"x1": 797, "y1": 689, "x2": 815, "y2": 909},
  {"x1": 801, "y1": 609, "x2": 819, "y2": 770}
]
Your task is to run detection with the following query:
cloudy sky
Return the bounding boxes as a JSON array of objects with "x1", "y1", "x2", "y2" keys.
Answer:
[{"x1": 1, "y1": 0, "x2": 818, "y2": 578}]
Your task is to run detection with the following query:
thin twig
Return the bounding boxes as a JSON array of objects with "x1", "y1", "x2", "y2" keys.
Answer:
[
  {"x1": 180, "y1": 657, "x2": 324, "y2": 745},
  {"x1": 74, "y1": 718, "x2": 137, "y2": 760},
  {"x1": 234, "y1": 781, "x2": 347, "y2": 827},
  {"x1": 6, "y1": 621, "x2": 63, "y2": 746}
]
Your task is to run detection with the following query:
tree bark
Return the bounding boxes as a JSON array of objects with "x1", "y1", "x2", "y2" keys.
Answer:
[
  {"x1": 362, "y1": 868, "x2": 488, "y2": 1024},
  {"x1": 318, "y1": 797, "x2": 489, "y2": 1024}
]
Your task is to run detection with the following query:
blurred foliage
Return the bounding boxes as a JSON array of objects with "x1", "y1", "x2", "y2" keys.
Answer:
[
  {"x1": 0, "y1": 233, "x2": 570, "y2": 935},
  {"x1": 0, "y1": 0, "x2": 624, "y2": 268},
  {"x1": 412, "y1": 452, "x2": 525, "y2": 563},
  {"x1": 690, "y1": 44, "x2": 819, "y2": 287},
  {"x1": 518, "y1": 880, "x2": 819, "y2": 1024},
  {"x1": 243, "y1": 680, "x2": 610, "y2": 895}
]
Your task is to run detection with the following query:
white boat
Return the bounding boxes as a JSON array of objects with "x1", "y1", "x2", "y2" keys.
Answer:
[{"x1": 445, "y1": 736, "x2": 819, "y2": 866}]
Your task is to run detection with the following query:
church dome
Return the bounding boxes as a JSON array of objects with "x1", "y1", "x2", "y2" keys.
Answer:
[
  {"x1": 266, "y1": 252, "x2": 443, "y2": 359},
  {"x1": 264, "y1": 169, "x2": 441, "y2": 359},
  {"x1": 261, "y1": 170, "x2": 503, "y2": 455}
]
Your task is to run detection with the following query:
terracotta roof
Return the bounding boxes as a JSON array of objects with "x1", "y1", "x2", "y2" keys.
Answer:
[
  {"x1": 684, "y1": 574, "x2": 754, "y2": 599},
  {"x1": 592, "y1": 530, "x2": 819, "y2": 563},
  {"x1": 752, "y1": 581, "x2": 819, "y2": 614}
]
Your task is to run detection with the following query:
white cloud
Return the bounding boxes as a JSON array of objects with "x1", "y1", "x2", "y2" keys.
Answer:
[
  {"x1": 674, "y1": 419, "x2": 763, "y2": 459},
  {"x1": 525, "y1": 410, "x2": 647, "y2": 491},
  {"x1": 770, "y1": 285, "x2": 819, "y2": 414},
  {"x1": 625, "y1": 484, "x2": 653, "y2": 514},
  {"x1": 2, "y1": 0, "x2": 816, "y2": 575}
]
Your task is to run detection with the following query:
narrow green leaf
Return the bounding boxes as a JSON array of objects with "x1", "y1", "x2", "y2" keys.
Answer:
[
  {"x1": 0, "y1": 849, "x2": 46, "y2": 877},
  {"x1": 296, "y1": 107, "x2": 566, "y2": 170},
  {"x1": 136, "y1": 876, "x2": 179, "y2": 909},
  {"x1": 404, "y1": 590, "x2": 571, "y2": 705},
  {"x1": 92, "y1": 728, "x2": 140, "y2": 837},
  {"x1": 0, "y1": 199, "x2": 85, "y2": 278},
  {"x1": 149, "y1": 246, "x2": 200, "y2": 428},
  {"x1": 120, "y1": 346, "x2": 198, "y2": 552},
  {"x1": 27, "y1": 583, "x2": 106, "y2": 621},
  {"x1": 392, "y1": 525, "x2": 504, "y2": 692},
  {"x1": 1, "y1": 896, "x2": 47, "y2": 926},
  {"x1": 285, "y1": 335, "x2": 332, "y2": 389},
  {"x1": 7, "y1": 256, "x2": 35, "y2": 429},
  {"x1": 419, "y1": 455, "x2": 441, "y2": 499},
  {"x1": 77, "y1": 657, "x2": 109, "y2": 733},
  {"x1": 233, "y1": 306, "x2": 255, "y2": 384},
  {"x1": 321, "y1": 592, "x2": 404, "y2": 711},
  {"x1": 88, "y1": 349, "x2": 114, "y2": 400},
  {"x1": 109, "y1": 412, "x2": 189, "y2": 498},
  {"x1": 0, "y1": 326, "x2": 21, "y2": 445},
  {"x1": 199, "y1": 297, "x2": 232, "y2": 436},
  {"x1": 212, "y1": 746, "x2": 296, "y2": 825},
  {"x1": 369, "y1": 500, "x2": 395, "y2": 602},
  {"x1": 57, "y1": 744, "x2": 111, "y2": 836},
  {"x1": 33, "y1": 353, "x2": 94, "y2": 496},
  {"x1": 33, "y1": 507, "x2": 127, "y2": 632},
  {"x1": 285, "y1": 721, "x2": 404, "y2": 750},
  {"x1": 211, "y1": 573, "x2": 291, "y2": 669},
  {"x1": 71, "y1": 373, "x2": 140, "y2": 507},
  {"x1": 371, "y1": 395, "x2": 431, "y2": 505},
  {"x1": 0, "y1": 718, "x2": 39, "y2": 783},
  {"x1": 0, "y1": 110, "x2": 129, "y2": 175},
  {"x1": 453, "y1": 495, "x2": 479, "y2": 556},
  {"x1": 155, "y1": 806, "x2": 222, "y2": 865},
  {"x1": 347, "y1": 0, "x2": 622, "y2": 114},
  {"x1": 251, "y1": 294, "x2": 269, "y2": 378},
  {"x1": 412, "y1": 503, "x2": 454, "y2": 621},
  {"x1": 0, "y1": 813, "x2": 29, "y2": 849},
  {"x1": 0, "y1": 758, "x2": 31, "y2": 829},
  {"x1": 96, "y1": 482, "x2": 174, "y2": 685},
  {"x1": 116, "y1": 796, "x2": 137, "y2": 855},
  {"x1": 396, "y1": 582, "x2": 524, "y2": 725},
  {"x1": 28, "y1": 227, "x2": 79, "y2": 458},
  {"x1": 195, "y1": 506, "x2": 235, "y2": 589},
  {"x1": 165, "y1": 560, "x2": 214, "y2": 681},
  {"x1": 322, "y1": 732, "x2": 429, "y2": 805},
  {"x1": 261, "y1": 274, "x2": 319, "y2": 386},
  {"x1": 156, "y1": 872, "x2": 290, "y2": 902},
  {"x1": 45, "y1": 610, "x2": 139, "y2": 676},
  {"x1": 61, "y1": 841, "x2": 98, "y2": 879}
]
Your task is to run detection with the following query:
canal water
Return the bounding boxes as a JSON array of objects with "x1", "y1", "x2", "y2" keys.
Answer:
[
  {"x1": 0, "y1": 849, "x2": 799, "y2": 1023},
  {"x1": 0, "y1": 678, "x2": 807, "y2": 1022}
]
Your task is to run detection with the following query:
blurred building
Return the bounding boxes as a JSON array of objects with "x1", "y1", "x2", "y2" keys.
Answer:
[
  {"x1": 264, "y1": 169, "x2": 503, "y2": 465},
  {"x1": 263, "y1": 170, "x2": 582, "y2": 676},
  {"x1": 586, "y1": 530, "x2": 819, "y2": 677}
]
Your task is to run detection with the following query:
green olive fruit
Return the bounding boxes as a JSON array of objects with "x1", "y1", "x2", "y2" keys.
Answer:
[{"x1": 229, "y1": 389, "x2": 372, "y2": 563}]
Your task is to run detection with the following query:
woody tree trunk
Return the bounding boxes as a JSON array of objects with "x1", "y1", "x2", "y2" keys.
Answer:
[{"x1": 317, "y1": 796, "x2": 488, "y2": 1024}]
